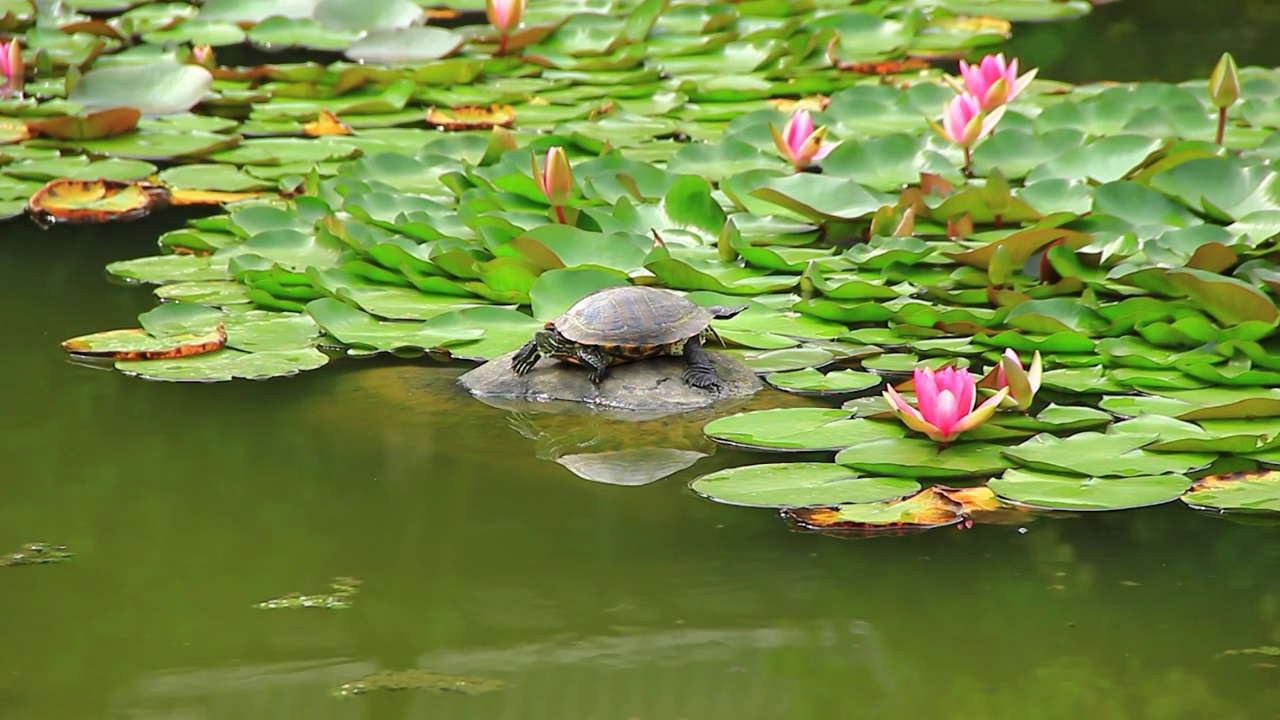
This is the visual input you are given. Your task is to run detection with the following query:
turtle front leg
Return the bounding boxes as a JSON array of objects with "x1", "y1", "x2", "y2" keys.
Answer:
[
  {"x1": 574, "y1": 345, "x2": 613, "y2": 384},
  {"x1": 511, "y1": 338, "x2": 542, "y2": 375},
  {"x1": 682, "y1": 336, "x2": 720, "y2": 391}
]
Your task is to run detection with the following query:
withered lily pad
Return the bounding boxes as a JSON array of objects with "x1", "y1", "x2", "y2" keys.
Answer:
[
  {"x1": 61, "y1": 323, "x2": 226, "y2": 360},
  {"x1": 426, "y1": 104, "x2": 516, "y2": 131},
  {"x1": 1181, "y1": 470, "x2": 1280, "y2": 514},
  {"x1": 781, "y1": 487, "x2": 965, "y2": 536},
  {"x1": 27, "y1": 179, "x2": 163, "y2": 226}
]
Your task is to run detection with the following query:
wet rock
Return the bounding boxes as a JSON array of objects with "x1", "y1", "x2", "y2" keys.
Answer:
[{"x1": 458, "y1": 350, "x2": 762, "y2": 414}]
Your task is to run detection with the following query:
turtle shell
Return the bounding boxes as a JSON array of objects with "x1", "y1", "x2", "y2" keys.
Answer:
[{"x1": 554, "y1": 286, "x2": 712, "y2": 347}]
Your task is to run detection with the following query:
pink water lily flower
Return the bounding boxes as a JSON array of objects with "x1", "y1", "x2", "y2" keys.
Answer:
[
  {"x1": 883, "y1": 366, "x2": 1008, "y2": 445},
  {"x1": 770, "y1": 110, "x2": 836, "y2": 171},
  {"x1": 0, "y1": 39, "x2": 23, "y2": 97},
  {"x1": 938, "y1": 92, "x2": 1003, "y2": 148},
  {"x1": 955, "y1": 53, "x2": 1036, "y2": 111}
]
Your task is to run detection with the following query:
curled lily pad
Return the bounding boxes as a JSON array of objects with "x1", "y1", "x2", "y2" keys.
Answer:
[
  {"x1": 703, "y1": 408, "x2": 903, "y2": 452},
  {"x1": 426, "y1": 104, "x2": 516, "y2": 131},
  {"x1": 68, "y1": 62, "x2": 214, "y2": 116},
  {"x1": 27, "y1": 179, "x2": 163, "y2": 226},
  {"x1": 24, "y1": 107, "x2": 141, "y2": 140},
  {"x1": 61, "y1": 323, "x2": 226, "y2": 360},
  {"x1": 781, "y1": 487, "x2": 965, "y2": 536},
  {"x1": 988, "y1": 468, "x2": 1192, "y2": 512},
  {"x1": 689, "y1": 462, "x2": 920, "y2": 508},
  {"x1": 1180, "y1": 470, "x2": 1280, "y2": 514}
]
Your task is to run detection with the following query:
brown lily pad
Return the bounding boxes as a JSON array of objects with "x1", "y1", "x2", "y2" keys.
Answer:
[
  {"x1": 62, "y1": 323, "x2": 227, "y2": 360},
  {"x1": 303, "y1": 109, "x2": 351, "y2": 137},
  {"x1": 168, "y1": 188, "x2": 276, "y2": 205},
  {"x1": 935, "y1": 484, "x2": 1032, "y2": 525},
  {"x1": 25, "y1": 107, "x2": 141, "y2": 140},
  {"x1": 781, "y1": 486, "x2": 965, "y2": 537},
  {"x1": 1181, "y1": 469, "x2": 1280, "y2": 514},
  {"x1": 27, "y1": 178, "x2": 165, "y2": 226},
  {"x1": 426, "y1": 104, "x2": 516, "y2": 131}
]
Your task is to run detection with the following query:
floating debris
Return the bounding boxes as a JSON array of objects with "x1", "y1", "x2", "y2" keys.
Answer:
[
  {"x1": 1, "y1": 542, "x2": 73, "y2": 567},
  {"x1": 333, "y1": 669, "x2": 506, "y2": 698},
  {"x1": 1218, "y1": 646, "x2": 1280, "y2": 659},
  {"x1": 254, "y1": 577, "x2": 362, "y2": 609}
]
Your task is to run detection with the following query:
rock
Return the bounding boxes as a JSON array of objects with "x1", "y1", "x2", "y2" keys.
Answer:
[{"x1": 458, "y1": 350, "x2": 762, "y2": 414}]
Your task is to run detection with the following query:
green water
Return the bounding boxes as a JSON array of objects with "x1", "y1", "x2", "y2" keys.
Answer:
[{"x1": 6, "y1": 6, "x2": 1280, "y2": 718}]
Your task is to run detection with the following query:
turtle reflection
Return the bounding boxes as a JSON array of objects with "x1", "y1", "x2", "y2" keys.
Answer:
[{"x1": 501, "y1": 403, "x2": 720, "y2": 487}]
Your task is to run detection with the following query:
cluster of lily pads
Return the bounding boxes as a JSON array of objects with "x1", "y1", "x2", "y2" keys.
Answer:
[{"x1": 2, "y1": 0, "x2": 1279, "y2": 524}]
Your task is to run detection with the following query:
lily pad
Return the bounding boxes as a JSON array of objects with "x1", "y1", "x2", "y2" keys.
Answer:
[
  {"x1": 689, "y1": 463, "x2": 920, "y2": 508},
  {"x1": 703, "y1": 408, "x2": 903, "y2": 452},
  {"x1": 988, "y1": 468, "x2": 1192, "y2": 511},
  {"x1": 1181, "y1": 470, "x2": 1280, "y2": 514}
]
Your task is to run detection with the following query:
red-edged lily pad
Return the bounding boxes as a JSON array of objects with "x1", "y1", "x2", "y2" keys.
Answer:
[
  {"x1": 61, "y1": 323, "x2": 227, "y2": 360},
  {"x1": 780, "y1": 486, "x2": 965, "y2": 537}
]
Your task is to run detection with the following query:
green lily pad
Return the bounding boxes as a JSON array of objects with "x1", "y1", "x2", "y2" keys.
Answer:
[
  {"x1": 69, "y1": 62, "x2": 214, "y2": 116},
  {"x1": 306, "y1": 298, "x2": 483, "y2": 353},
  {"x1": 689, "y1": 463, "x2": 920, "y2": 508},
  {"x1": 835, "y1": 437, "x2": 1013, "y2": 479},
  {"x1": 988, "y1": 468, "x2": 1192, "y2": 511},
  {"x1": 116, "y1": 348, "x2": 329, "y2": 382},
  {"x1": 764, "y1": 368, "x2": 882, "y2": 396},
  {"x1": 1001, "y1": 432, "x2": 1216, "y2": 477},
  {"x1": 703, "y1": 408, "x2": 904, "y2": 452}
]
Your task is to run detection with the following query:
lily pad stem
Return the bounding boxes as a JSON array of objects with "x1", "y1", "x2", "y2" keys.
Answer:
[
  {"x1": 498, "y1": 34, "x2": 509, "y2": 57},
  {"x1": 554, "y1": 205, "x2": 567, "y2": 224},
  {"x1": 1216, "y1": 107, "x2": 1227, "y2": 146},
  {"x1": 962, "y1": 146, "x2": 972, "y2": 177}
]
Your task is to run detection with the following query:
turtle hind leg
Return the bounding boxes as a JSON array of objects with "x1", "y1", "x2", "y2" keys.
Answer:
[
  {"x1": 511, "y1": 339, "x2": 542, "y2": 375},
  {"x1": 682, "y1": 336, "x2": 720, "y2": 391},
  {"x1": 575, "y1": 345, "x2": 613, "y2": 384}
]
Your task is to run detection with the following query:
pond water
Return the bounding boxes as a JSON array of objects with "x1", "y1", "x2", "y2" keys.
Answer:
[{"x1": 4, "y1": 5, "x2": 1280, "y2": 720}]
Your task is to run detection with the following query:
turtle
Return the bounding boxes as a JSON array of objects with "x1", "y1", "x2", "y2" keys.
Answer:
[{"x1": 510, "y1": 286, "x2": 747, "y2": 390}]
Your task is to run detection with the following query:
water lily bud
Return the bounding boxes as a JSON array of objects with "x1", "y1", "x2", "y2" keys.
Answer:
[
  {"x1": 988, "y1": 244, "x2": 1012, "y2": 286},
  {"x1": 486, "y1": 0, "x2": 525, "y2": 35},
  {"x1": 1208, "y1": 52, "x2": 1240, "y2": 109},
  {"x1": 191, "y1": 44, "x2": 215, "y2": 68},
  {"x1": 998, "y1": 349, "x2": 1042, "y2": 412},
  {"x1": 983, "y1": 166, "x2": 1009, "y2": 216},
  {"x1": 0, "y1": 39, "x2": 23, "y2": 96},
  {"x1": 800, "y1": 260, "x2": 818, "y2": 300},
  {"x1": 718, "y1": 217, "x2": 739, "y2": 263},
  {"x1": 534, "y1": 146, "x2": 572, "y2": 207}
]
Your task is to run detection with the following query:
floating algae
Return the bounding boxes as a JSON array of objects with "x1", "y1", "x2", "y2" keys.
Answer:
[
  {"x1": 333, "y1": 669, "x2": 506, "y2": 698},
  {"x1": 254, "y1": 576, "x2": 362, "y2": 609},
  {"x1": 1, "y1": 543, "x2": 73, "y2": 567}
]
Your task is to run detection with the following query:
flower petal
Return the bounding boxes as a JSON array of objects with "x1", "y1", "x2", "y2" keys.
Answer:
[{"x1": 949, "y1": 387, "x2": 1009, "y2": 437}]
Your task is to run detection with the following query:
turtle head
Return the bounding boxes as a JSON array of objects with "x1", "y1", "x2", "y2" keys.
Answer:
[{"x1": 706, "y1": 304, "x2": 748, "y2": 320}]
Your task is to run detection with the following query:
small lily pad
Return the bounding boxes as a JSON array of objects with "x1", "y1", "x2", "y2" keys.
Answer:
[{"x1": 764, "y1": 368, "x2": 882, "y2": 396}]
